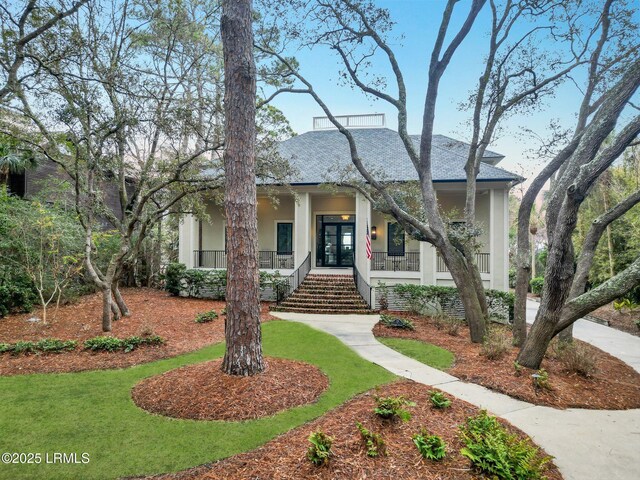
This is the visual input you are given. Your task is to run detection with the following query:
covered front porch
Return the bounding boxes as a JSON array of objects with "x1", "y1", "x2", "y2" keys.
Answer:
[{"x1": 178, "y1": 184, "x2": 508, "y2": 291}]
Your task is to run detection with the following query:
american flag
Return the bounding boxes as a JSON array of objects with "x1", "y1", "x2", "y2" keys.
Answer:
[{"x1": 365, "y1": 221, "x2": 372, "y2": 260}]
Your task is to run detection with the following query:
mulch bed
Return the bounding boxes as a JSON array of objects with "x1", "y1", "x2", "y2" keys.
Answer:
[
  {"x1": 131, "y1": 357, "x2": 329, "y2": 421},
  {"x1": 145, "y1": 381, "x2": 562, "y2": 480},
  {"x1": 374, "y1": 313, "x2": 640, "y2": 410},
  {"x1": 0, "y1": 288, "x2": 276, "y2": 376},
  {"x1": 590, "y1": 303, "x2": 640, "y2": 337}
]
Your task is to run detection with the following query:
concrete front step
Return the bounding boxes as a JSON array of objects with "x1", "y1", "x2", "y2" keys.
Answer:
[{"x1": 280, "y1": 298, "x2": 368, "y2": 306}]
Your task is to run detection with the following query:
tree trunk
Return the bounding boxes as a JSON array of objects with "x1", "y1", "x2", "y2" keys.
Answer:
[
  {"x1": 102, "y1": 287, "x2": 112, "y2": 332},
  {"x1": 220, "y1": 0, "x2": 264, "y2": 376},
  {"x1": 112, "y1": 284, "x2": 130, "y2": 317},
  {"x1": 441, "y1": 245, "x2": 487, "y2": 342},
  {"x1": 110, "y1": 300, "x2": 121, "y2": 321}
]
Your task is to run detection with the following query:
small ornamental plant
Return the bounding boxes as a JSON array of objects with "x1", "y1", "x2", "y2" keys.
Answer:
[
  {"x1": 307, "y1": 431, "x2": 333, "y2": 466},
  {"x1": 373, "y1": 394, "x2": 416, "y2": 422},
  {"x1": 429, "y1": 390, "x2": 452, "y2": 409},
  {"x1": 356, "y1": 422, "x2": 387, "y2": 457},
  {"x1": 379, "y1": 313, "x2": 415, "y2": 330},
  {"x1": 195, "y1": 310, "x2": 218, "y2": 323},
  {"x1": 459, "y1": 410, "x2": 551, "y2": 479},
  {"x1": 413, "y1": 429, "x2": 447, "y2": 461},
  {"x1": 532, "y1": 368, "x2": 551, "y2": 391}
]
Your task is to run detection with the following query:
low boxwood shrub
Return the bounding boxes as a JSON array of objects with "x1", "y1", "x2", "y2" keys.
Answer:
[
  {"x1": 529, "y1": 277, "x2": 544, "y2": 295},
  {"x1": 195, "y1": 310, "x2": 218, "y2": 323},
  {"x1": 413, "y1": 429, "x2": 447, "y2": 460},
  {"x1": 459, "y1": 410, "x2": 551, "y2": 480},
  {"x1": 307, "y1": 431, "x2": 333, "y2": 466},
  {"x1": 83, "y1": 335, "x2": 164, "y2": 353},
  {"x1": 392, "y1": 284, "x2": 514, "y2": 322},
  {"x1": 373, "y1": 394, "x2": 416, "y2": 422},
  {"x1": 379, "y1": 313, "x2": 414, "y2": 330},
  {"x1": 356, "y1": 422, "x2": 387, "y2": 457},
  {"x1": 163, "y1": 264, "x2": 282, "y2": 300}
]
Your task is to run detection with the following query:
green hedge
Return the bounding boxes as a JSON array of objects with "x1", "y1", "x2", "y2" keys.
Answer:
[
  {"x1": 163, "y1": 263, "x2": 289, "y2": 300},
  {"x1": 386, "y1": 283, "x2": 514, "y2": 323}
]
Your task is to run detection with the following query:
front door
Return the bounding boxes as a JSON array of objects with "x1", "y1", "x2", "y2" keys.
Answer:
[{"x1": 322, "y1": 223, "x2": 355, "y2": 267}]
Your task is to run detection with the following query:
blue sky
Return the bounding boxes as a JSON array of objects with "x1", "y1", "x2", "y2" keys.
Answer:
[{"x1": 267, "y1": 0, "x2": 593, "y2": 180}]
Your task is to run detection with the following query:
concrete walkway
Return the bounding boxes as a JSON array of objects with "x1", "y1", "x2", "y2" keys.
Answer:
[{"x1": 272, "y1": 304, "x2": 640, "y2": 480}]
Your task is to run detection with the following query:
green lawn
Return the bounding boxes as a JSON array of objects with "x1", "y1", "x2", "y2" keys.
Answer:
[
  {"x1": 0, "y1": 321, "x2": 395, "y2": 480},
  {"x1": 377, "y1": 337, "x2": 455, "y2": 370}
]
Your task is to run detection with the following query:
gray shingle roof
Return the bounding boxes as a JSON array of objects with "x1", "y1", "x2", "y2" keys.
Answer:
[{"x1": 278, "y1": 128, "x2": 520, "y2": 184}]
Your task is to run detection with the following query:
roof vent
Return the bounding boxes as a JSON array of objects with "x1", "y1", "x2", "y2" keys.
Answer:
[{"x1": 313, "y1": 113, "x2": 385, "y2": 130}]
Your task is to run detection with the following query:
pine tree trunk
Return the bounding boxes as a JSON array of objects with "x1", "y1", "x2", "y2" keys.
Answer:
[{"x1": 220, "y1": 0, "x2": 264, "y2": 376}]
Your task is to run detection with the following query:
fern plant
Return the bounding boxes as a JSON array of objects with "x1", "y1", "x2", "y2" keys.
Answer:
[
  {"x1": 307, "y1": 431, "x2": 333, "y2": 466},
  {"x1": 373, "y1": 394, "x2": 416, "y2": 422},
  {"x1": 413, "y1": 429, "x2": 446, "y2": 460},
  {"x1": 356, "y1": 422, "x2": 386, "y2": 457},
  {"x1": 429, "y1": 390, "x2": 452, "y2": 409}
]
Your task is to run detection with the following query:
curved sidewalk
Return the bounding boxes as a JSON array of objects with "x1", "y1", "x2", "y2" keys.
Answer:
[{"x1": 271, "y1": 308, "x2": 640, "y2": 480}]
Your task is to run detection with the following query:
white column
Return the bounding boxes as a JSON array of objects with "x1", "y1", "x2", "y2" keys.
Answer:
[
  {"x1": 489, "y1": 188, "x2": 508, "y2": 291},
  {"x1": 178, "y1": 214, "x2": 198, "y2": 268},
  {"x1": 294, "y1": 192, "x2": 312, "y2": 267},
  {"x1": 420, "y1": 242, "x2": 437, "y2": 285},
  {"x1": 355, "y1": 191, "x2": 372, "y2": 280}
]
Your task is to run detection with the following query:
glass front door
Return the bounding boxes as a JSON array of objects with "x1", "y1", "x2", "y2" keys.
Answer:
[{"x1": 322, "y1": 223, "x2": 355, "y2": 267}]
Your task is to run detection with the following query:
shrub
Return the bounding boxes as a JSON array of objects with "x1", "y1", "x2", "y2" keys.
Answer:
[
  {"x1": 11, "y1": 341, "x2": 36, "y2": 355},
  {"x1": 221, "y1": 307, "x2": 227, "y2": 316},
  {"x1": 195, "y1": 310, "x2": 218, "y2": 323},
  {"x1": 0, "y1": 267, "x2": 37, "y2": 317},
  {"x1": 555, "y1": 342, "x2": 596, "y2": 377},
  {"x1": 532, "y1": 368, "x2": 551, "y2": 391},
  {"x1": 374, "y1": 394, "x2": 415, "y2": 422},
  {"x1": 356, "y1": 422, "x2": 386, "y2": 457},
  {"x1": 83, "y1": 335, "x2": 164, "y2": 353},
  {"x1": 529, "y1": 277, "x2": 544, "y2": 295},
  {"x1": 379, "y1": 313, "x2": 414, "y2": 330},
  {"x1": 481, "y1": 328, "x2": 511, "y2": 360},
  {"x1": 0, "y1": 338, "x2": 77, "y2": 355},
  {"x1": 35, "y1": 338, "x2": 77, "y2": 353},
  {"x1": 444, "y1": 316, "x2": 463, "y2": 336},
  {"x1": 613, "y1": 297, "x2": 639, "y2": 313},
  {"x1": 429, "y1": 390, "x2": 452, "y2": 409},
  {"x1": 164, "y1": 263, "x2": 187, "y2": 296},
  {"x1": 307, "y1": 431, "x2": 333, "y2": 466},
  {"x1": 635, "y1": 319, "x2": 640, "y2": 330},
  {"x1": 392, "y1": 283, "x2": 514, "y2": 322},
  {"x1": 460, "y1": 410, "x2": 551, "y2": 480},
  {"x1": 413, "y1": 429, "x2": 447, "y2": 461}
]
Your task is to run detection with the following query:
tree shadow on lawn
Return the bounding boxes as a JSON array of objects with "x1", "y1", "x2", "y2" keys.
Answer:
[{"x1": 0, "y1": 321, "x2": 396, "y2": 480}]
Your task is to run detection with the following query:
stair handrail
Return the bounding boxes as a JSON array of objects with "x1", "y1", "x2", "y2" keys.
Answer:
[
  {"x1": 275, "y1": 252, "x2": 311, "y2": 305},
  {"x1": 353, "y1": 264, "x2": 372, "y2": 309}
]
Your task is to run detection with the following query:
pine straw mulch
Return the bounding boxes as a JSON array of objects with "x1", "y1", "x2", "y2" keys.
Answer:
[
  {"x1": 590, "y1": 303, "x2": 640, "y2": 337},
  {"x1": 0, "y1": 288, "x2": 276, "y2": 376},
  {"x1": 132, "y1": 357, "x2": 329, "y2": 421},
  {"x1": 142, "y1": 381, "x2": 562, "y2": 480},
  {"x1": 374, "y1": 312, "x2": 640, "y2": 410}
]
